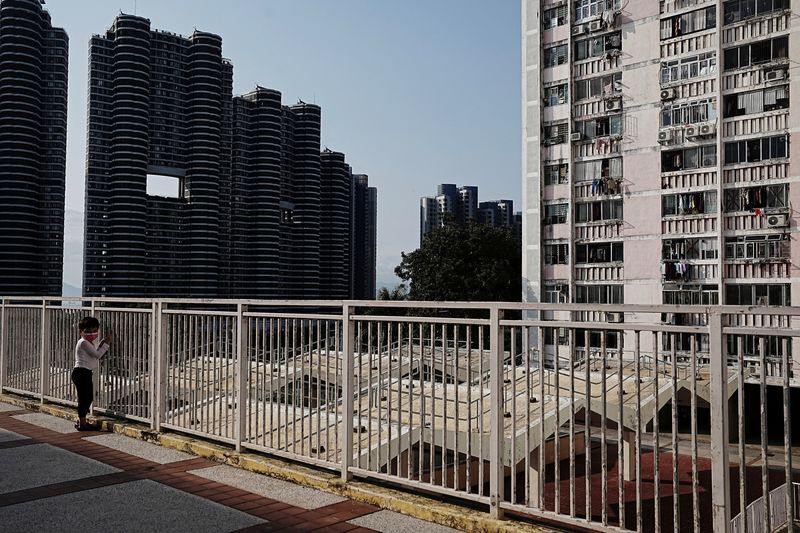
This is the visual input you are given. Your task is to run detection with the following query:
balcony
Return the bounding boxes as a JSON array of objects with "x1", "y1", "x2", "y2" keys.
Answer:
[{"x1": 1, "y1": 297, "x2": 799, "y2": 533}]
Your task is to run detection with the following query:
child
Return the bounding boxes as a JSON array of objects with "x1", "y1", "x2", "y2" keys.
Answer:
[{"x1": 72, "y1": 316, "x2": 113, "y2": 431}]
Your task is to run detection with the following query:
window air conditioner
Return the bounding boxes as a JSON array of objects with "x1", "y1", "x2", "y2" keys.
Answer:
[
  {"x1": 766, "y1": 214, "x2": 788, "y2": 228},
  {"x1": 605, "y1": 312, "x2": 624, "y2": 323},
  {"x1": 605, "y1": 97, "x2": 622, "y2": 111},
  {"x1": 698, "y1": 123, "x2": 716, "y2": 137},
  {"x1": 764, "y1": 69, "x2": 786, "y2": 82},
  {"x1": 570, "y1": 132, "x2": 583, "y2": 142},
  {"x1": 658, "y1": 129, "x2": 673, "y2": 143},
  {"x1": 544, "y1": 137, "x2": 558, "y2": 146},
  {"x1": 684, "y1": 125, "x2": 698, "y2": 139},
  {"x1": 660, "y1": 88, "x2": 677, "y2": 100},
  {"x1": 589, "y1": 20, "x2": 604, "y2": 32},
  {"x1": 572, "y1": 24, "x2": 586, "y2": 36}
]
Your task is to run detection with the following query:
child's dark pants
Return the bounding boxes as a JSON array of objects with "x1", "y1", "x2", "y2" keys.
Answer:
[{"x1": 71, "y1": 367, "x2": 93, "y2": 417}]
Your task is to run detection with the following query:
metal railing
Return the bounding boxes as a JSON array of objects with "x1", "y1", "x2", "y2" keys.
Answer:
[{"x1": 1, "y1": 297, "x2": 798, "y2": 533}]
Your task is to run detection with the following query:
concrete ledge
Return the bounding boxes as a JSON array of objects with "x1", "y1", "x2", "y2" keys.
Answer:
[{"x1": 0, "y1": 393, "x2": 558, "y2": 533}]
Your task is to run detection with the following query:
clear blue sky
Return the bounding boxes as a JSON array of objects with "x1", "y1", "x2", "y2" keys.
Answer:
[{"x1": 46, "y1": 0, "x2": 521, "y2": 290}]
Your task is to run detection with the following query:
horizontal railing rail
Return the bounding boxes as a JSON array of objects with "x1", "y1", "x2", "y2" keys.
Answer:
[{"x1": 1, "y1": 296, "x2": 798, "y2": 533}]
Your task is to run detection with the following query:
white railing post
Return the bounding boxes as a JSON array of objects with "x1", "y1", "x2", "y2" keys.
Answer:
[
  {"x1": 150, "y1": 301, "x2": 162, "y2": 430},
  {"x1": 489, "y1": 306, "x2": 505, "y2": 520},
  {"x1": 91, "y1": 299, "x2": 98, "y2": 417},
  {"x1": 709, "y1": 309, "x2": 732, "y2": 532},
  {"x1": 235, "y1": 303, "x2": 248, "y2": 452},
  {"x1": 341, "y1": 302, "x2": 354, "y2": 482},
  {"x1": 39, "y1": 299, "x2": 49, "y2": 403},
  {"x1": 0, "y1": 298, "x2": 6, "y2": 393}
]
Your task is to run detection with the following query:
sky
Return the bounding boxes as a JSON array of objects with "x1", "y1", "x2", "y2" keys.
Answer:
[{"x1": 44, "y1": 0, "x2": 522, "y2": 291}]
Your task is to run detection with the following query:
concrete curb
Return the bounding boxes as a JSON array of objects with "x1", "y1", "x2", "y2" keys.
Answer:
[{"x1": 0, "y1": 393, "x2": 559, "y2": 533}]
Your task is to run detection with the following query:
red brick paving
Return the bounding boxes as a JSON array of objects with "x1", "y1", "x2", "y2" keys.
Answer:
[{"x1": 0, "y1": 408, "x2": 381, "y2": 533}]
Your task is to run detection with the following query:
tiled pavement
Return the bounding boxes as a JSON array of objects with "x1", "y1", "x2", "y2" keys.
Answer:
[{"x1": 0, "y1": 403, "x2": 463, "y2": 533}]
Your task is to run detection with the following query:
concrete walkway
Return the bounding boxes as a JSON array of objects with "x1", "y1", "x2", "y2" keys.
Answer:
[{"x1": 0, "y1": 402, "x2": 462, "y2": 533}]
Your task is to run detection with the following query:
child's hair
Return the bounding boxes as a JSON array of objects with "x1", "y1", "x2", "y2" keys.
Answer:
[{"x1": 78, "y1": 316, "x2": 100, "y2": 332}]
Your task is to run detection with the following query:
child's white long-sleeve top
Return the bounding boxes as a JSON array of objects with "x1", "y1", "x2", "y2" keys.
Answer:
[{"x1": 74, "y1": 338, "x2": 109, "y2": 371}]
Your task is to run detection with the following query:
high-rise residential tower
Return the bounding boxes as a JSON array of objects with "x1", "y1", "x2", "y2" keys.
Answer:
[
  {"x1": 84, "y1": 15, "x2": 376, "y2": 299},
  {"x1": 352, "y1": 174, "x2": 377, "y2": 299},
  {"x1": 522, "y1": 0, "x2": 798, "y2": 365},
  {"x1": 0, "y1": 0, "x2": 67, "y2": 296}
]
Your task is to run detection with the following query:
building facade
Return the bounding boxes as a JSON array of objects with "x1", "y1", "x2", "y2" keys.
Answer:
[
  {"x1": 522, "y1": 0, "x2": 798, "y2": 366},
  {"x1": 352, "y1": 174, "x2": 378, "y2": 299},
  {"x1": 0, "y1": 0, "x2": 67, "y2": 296},
  {"x1": 420, "y1": 184, "x2": 521, "y2": 243},
  {"x1": 84, "y1": 15, "x2": 376, "y2": 299}
]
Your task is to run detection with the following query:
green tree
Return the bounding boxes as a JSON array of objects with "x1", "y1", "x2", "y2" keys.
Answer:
[
  {"x1": 376, "y1": 284, "x2": 408, "y2": 301},
  {"x1": 395, "y1": 219, "x2": 521, "y2": 303}
]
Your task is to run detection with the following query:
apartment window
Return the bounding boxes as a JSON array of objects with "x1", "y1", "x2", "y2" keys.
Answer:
[
  {"x1": 543, "y1": 281, "x2": 569, "y2": 304},
  {"x1": 661, "y1": 98, "x2": 717, "y2": 127},
  {"x1": 723, "y1": 184, "x2": 788, "y2": 212},
  {"x1": 723, "y1": 0, "x2": 790, "y2": 25},
  {"x1": 575, "y1": 329, "x2": 620, "y2": 349},
  {"x1": 575, "y1": 241, "x2": 623, "y2": 263},
  {"x1": 723, "y1": 36, "x2": 788, "y2": 70},
  {"x1": 661, "y1": 52, "x2": 717, "y2": 84},
  {"x1": 725, "y1": 283, "x2": 790, "y2": 306},
  {"x1": 663, "y1": 284, "x2": 719, "y2": 305},
  {"x1": 544, "y1": 84, "x2": 569, "y2": 106},
  {"x1": 574, "y1": 32, "x2": 622, "y2": 61},
  {"x1": 544, "y1": 243, "x2": 569, "y2": 264},
  {"x1": 661, "y1": 145, "x2": 717, "y2": 172},
  {"x1": 723, "y1": 135, "x2": 788, "y2": 164},
  {"x1": 662, "y1": 191, "x2": 718, "y2": 216},
  {"x1": 575, "y1": 115, "x2": 622, "y2": 139},
  {"x1": 663, "y1": 237, "x2": 719, "y2": 260},
  {"x1": 575, "y1": 284, "x2": 623, "y2": 304},
  {"x1": 544, "y1": 43, "x2": 569, "y2": 67},
  {"x1": 544, "y1": 203, "x2": 569, "y2": 225},
  {"x1": 660, "y1": 6, "x2": 716, "y2": 39},
  {"x1": 662, "y1": 333, "x2": 710, "y2": 353},
  {"x1": 543, "y1": 4, "x2": 568, "y2": 29},
  {"x1": 574, "y1": 157, "x2": 622, "y2": 182},
  {"x1": 725, "y1": 234, "x2": 789, "y2": 260},
  {"x1": 575, "y1": 198, "x2": 623, "y2": 222},
  {"x1": 544, "y1": 163, "x2": 569, "y2": 185},
  {"x1": 575, "y1": 0, "x2": 621, "y2": 22},
  {"x1": 727, "y1": 334, "x2": 791, "y2": 358},
  {"x1": 544, "y1": 122, "x2": 569, "y2": 144},
  {"x1": 544, "y1": 327, "x2": 570, "y2": 345},
  {"x1": 723, "y1": 85, "x2": 789, "y2": 117},
  {"x1": 575, "y1": 72, "x2": 622, "y2": 101}
]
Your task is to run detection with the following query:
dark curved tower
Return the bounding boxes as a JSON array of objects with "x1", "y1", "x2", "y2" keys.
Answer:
[
  {"x1": 0, "y1": 0, "x2": 67, "y2": 296},
  {"x1": 320, "y1": 149, "x2": 351, "y2": 299}
]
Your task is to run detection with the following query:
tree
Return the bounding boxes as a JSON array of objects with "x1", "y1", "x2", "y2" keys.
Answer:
[
  {"x1": 395, "y1": 219, "x2": 521, "y2": 303},
  {"x1": 377, "y1": 284, "x2": 408, "y2": 301}
]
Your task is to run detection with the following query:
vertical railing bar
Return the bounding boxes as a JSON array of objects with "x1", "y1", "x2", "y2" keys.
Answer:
[
  {"x1": 523, "y1": 325, "x2": 531, "y2": 507},
  {"x1": 538, "y1": 325, "x2": 545, "y2": 511},
  {"x1": 616, "y1": 331, "x2": 626, "y2": 529},
  {"x1": 635, "y1": 331, "x2": 643, "y2": 533},
  {"x1": 341, "y1": 304, "x2": 354, "y2": 482},
  {"x1": 292, "y1": 318, "x2": 298, "y2": 454},
  {"x1": 555, "y1": 327, "x2": 563, "y2": 515},
  {"x1": 1, "y1": 298, "x2": 7, "y2": 394},
  {"x1": 428, "y1": 324, "x2": 435, "y2": 483},
  {"x1": 377, "y1": 321, "x2": 383, "y2": 473},
  {"x1": 672, "y1": 332, "x2": 679, "y2": 532},
  {"x1": 442, "y1": 323, "x2": 449, "y2": 490},
  {"x1": 453, "y1": 324, "x2": 460, "y2": 492},
  {"x1": 709, "y1": 310, "x2": 731, "y2": 532},
  {"x1": 300, "y1": 319, "x2": 306, "y2": 456},
  {"x1": 653, "y1": 331, "x2": 661, "y2": 533},
  {"x1": 478, "y1": 325, "x2": 484, "y2": 496},
  {"x1": 693, "y1": 334, "x2": 701, "y2": 533},
  {"x1": 406, "y1": 321, "x2": 413, "y2": 483},
  {"x1": 269, "y1": 317, "x2": 275, "y2": 450},
  {"x1": 367, "y1": 321, "x2": 374, "y2": 470},
  {"x1": 418, "y1": 322, "x2": 425, "y2": 484},
  {"x1": 316, "y1": 320, "x2": 322, "y2": 460},
  {"x1": 601, "y1": 330, "x2": 608, "y2": 526},
  {"x1": 782, "y1": 337, "x2": 793, "y2": 533},
  {"x1": 40, "y1": 299, "x2": 48, "y2": 404},
  {"x1": 489, "y1": 306, "x2": 504, "y2": 519},
  {"x1": 510, "y1": 327, "x2": 517, "y2": 504},
  {"x1": 584, "y1": 329, "x2": 591, "y2": 522},
  {"x1": 760, "y1": 335, "x2": 770, "y2": 533},
  {"x1": 283, "y1": 318, "x2": 289, "y2": 453}
]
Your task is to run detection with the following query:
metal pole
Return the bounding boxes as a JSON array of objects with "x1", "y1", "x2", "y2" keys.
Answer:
[
  {"x1": 40, "y1": 299, "x2": 48, "y2": 403},
  {"x1": 489, "y1": 306, "x2": 505, "y2": 520},
  {"x1": 0, "y1": 298, "x2": 6, "y2": 393},
  {"x1": 235, "y1": 303, "x2": 248, "y2": 452},
  {"x1": 709, "y1": 310, "x2": 731, "y2": 532},
  {"x1": 341, "y1": 303, "x2": 355, "y2": 482}
]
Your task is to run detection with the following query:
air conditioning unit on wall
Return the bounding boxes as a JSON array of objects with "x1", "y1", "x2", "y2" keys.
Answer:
[
  {"x1": 572, "y1": 24, "x2": 586, "y2": 36},
  {"x1": 588, "y1": 20, "x2": 604, "y2": 32},
  {"x1": 764, "y1": 69, "x2": 786, "y2": 82},
  {"x1": 606, "y1": 312, "x2": 624, "y2": 323},
  {"x1": 767, "y1": 214, "x2": 788, "y2": 228},
  {"x1": 661, "y1": 88, "x2": 677, "y2": 100},
  {"x1": 570, "y1": 132, "x2": 583, "y2": 142},
  {"x1": 605, "y1": 97, "x2": 622, "y2": 111},
  {"x1": 658, "y1": 129, "x2": 673, "y2": 143},
  {"x1": 698, "y1": 123, "x2": 716, "y2": 137}
]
